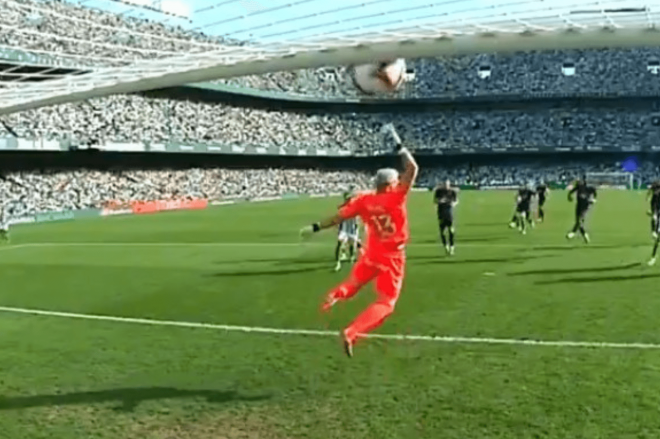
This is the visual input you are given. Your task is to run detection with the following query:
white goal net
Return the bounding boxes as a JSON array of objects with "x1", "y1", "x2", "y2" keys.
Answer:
[
  {"x1": 0, "y1": 0, "x2": 658, "y2": 114},
  {"x1": 586, "y1": 172, "x2": 635, "y2": 189}
]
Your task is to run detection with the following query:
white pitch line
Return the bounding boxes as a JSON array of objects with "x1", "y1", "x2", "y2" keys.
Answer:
[
  {"x1": 0, "y1": 244, "x2": 30, "y2": 252},
  {"x1": 0, "y1": 305, "x2": 658, "y2": 350}
]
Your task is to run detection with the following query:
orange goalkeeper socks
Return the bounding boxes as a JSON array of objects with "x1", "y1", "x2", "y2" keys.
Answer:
[{"x1": 345, "y1": 302, "x2": 394, "y2": 343}]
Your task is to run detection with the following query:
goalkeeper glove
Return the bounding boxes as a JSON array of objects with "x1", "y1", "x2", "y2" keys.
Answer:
[{"x1": 300, "y1": 223, "x2": 321, "y2": 239}]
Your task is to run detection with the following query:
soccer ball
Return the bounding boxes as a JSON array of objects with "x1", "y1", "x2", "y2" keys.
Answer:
[{"x1": 352, "y1": 59, "x2": 406, "y2": 95}]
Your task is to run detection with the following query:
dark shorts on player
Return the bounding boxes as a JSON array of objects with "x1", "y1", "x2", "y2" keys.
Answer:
[
  {"x1": 438, "y1": 210, "x2": 453, "y2": 229},
  {"x1": 439, "y1": 217, "x2": 453, "y2": 230},
  {"x1": 516, "y1": 203, "x2": 530, "y2": 217},
  {"x1": 576, "y1": 204, "x2": 590, "y2": 220},
  {"x1": 538, "y1": 196, "x2": 546, "y2": 207},
  {"x1": 652, "y1": 201, "x2": 660, "y2": 216}
]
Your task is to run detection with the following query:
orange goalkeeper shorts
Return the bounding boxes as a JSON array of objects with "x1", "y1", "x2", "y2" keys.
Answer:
[{"x1": 349, "y1": 251, "x2": 405, "y2": 305}]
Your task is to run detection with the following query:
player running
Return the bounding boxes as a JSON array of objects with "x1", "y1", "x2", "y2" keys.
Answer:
[
  {"x1": 536, "y1": 181, "x2": 550, "y2": 222},
  {"x1": 334, "y1": 191, "x2": 361, "y2": 272},
  {"x1": 433, "y1": 179, "x2": 458, "y2": 255},
  {"x1": 566, "y1": 176, "x2": 597, "y2": 243},
  {"x1": 512, "y1": 184, "x2": 535, "y2": 235},
  {"x1": 647, "y1": 229, "x2": 660, "y2": 266},
  {"x1": 508, "y1": 209, "x2": 520, "y2": 230},
  {"x1": 300, "y1": 143, "x2": 418, "y2": 357},
  {"x1": 647, "y1": 180, "x2": 660, "y2": 239}
]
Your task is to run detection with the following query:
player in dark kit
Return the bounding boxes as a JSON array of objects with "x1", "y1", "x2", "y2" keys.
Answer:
[
  {"x1": 508, "y1": 206, "x2": 520, "y2": 229},
  {"x1": 434, "y1": 180, "x2": 458, "y2": 255},
  {"x1": 566, "y1": 176, "x2": 597, "y2": 243},
  {"x1": 647, "y1": 181, "x2": 660, "y2": 265},
  {"x1": 648, "y1": 229, "x2": 660, "y2": 266},
  {"x1": 536, "y1": 181, "x2": 550, "y2": 222},
  {"x1": 647, "y1": 181, "x2": 660, "y2": 239},
  {"x1": 513, "y1": 184, "x2": 535, "y2": 235}
]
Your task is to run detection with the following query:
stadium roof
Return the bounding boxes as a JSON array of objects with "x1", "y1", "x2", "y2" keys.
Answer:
[
  {"x1": 67, "y1": 0, "x2": 653, "y2": 44},
  {"x1": 0, "y1": 0, "x2": 655, "y2": 115}
]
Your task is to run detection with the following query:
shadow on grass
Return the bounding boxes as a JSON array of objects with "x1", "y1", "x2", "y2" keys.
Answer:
[
  {"x1": 413, "y1": 255, "x2": 543, "y2": 265},
  {"x1": 418, "y1": 236, "x2": 505, "y2": 244},
  {"x1": 0, "y1": 387, "x2": 270, "y2": 412},
  {"x1": 531, "y1": 244, "x2": 644, "y2": 251},
  {"x1": 462, "y1": 222, "x2": 509, "y2": 227},
  {"x1": 509, "y1": 262, "x2": 640, "y2": 276},
  {"x1": 210, "y1": 265, "x2": 327, "y2": 277},
  {"x1": 536, "y1": 272, "x2": 660, "y2": 285},
  {"x1": 462, "y1": 236, "x2": 508, "y2": 243},
  {"x1": 214, "y1": 257, "x2": 329, "y2": 266}
]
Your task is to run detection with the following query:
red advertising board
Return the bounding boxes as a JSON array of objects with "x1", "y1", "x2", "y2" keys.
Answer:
[{"x1": 131, "y1": 198, "x2": 208, "y2": 214}]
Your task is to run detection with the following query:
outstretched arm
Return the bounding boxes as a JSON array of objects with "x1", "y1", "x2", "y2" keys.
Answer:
[
  {"x1": 303, "y1": 213, "x2": 344, "y2": 236},
  {"x1": 301, "y1": 198, "x2": 360, "y2": 238},
  {"x1": 398, "y1": 147, "x2": 419, "y2": 190},
  {"x1": 567, "y1": 185, "x2": 577, "y2": 202},
  {"x1": 385, "y1": 124, "x2": 418, "y2": 190}
]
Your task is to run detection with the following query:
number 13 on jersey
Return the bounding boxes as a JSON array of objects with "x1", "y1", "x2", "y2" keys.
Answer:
[{"x1": 373, "y1": 214, "x2": 396, "y2": 237}]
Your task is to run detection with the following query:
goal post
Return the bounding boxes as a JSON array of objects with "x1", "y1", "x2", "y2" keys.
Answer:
[
  {"x1": 586, "y1": 172, "x2": 635, "y2": 189},
  {"x1": 0, "y1": 1, "x2": 659, "y2": 114}
]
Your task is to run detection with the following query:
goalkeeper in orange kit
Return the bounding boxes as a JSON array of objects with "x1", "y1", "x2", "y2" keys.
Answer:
[{"x1": 301, "y1": 125, "x2": 418, "y2": 357}]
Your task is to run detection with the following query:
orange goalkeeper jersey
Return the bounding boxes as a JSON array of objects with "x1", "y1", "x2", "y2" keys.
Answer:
[{"x1": 338, "y1": 183, "x2": 410, "y2": 256}]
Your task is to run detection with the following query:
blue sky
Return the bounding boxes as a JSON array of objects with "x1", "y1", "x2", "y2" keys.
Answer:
[{"x1": 66, "y1": 0, "x2": 643, "y2": 43}]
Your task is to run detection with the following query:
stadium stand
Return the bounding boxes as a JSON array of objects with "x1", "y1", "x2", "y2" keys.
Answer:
[
  {"x1": 1, "y1": 0, "x2": 659, "y2": 98},
  {"x1": 1, "y1": 161, "x2": 658, "y2": 218},
  {"x1": 3, "y1": 0, "x2": 660, "y2": 224},
  {"x1": 0, "y1": 168, "x2": 370, "y2": 217},
  {"x1": 1, "y1": 97, "x2": 657, "y2": 153},
  {"x1": 1, "y1": 0, "x2": 229, "y2": 65},
  {"x1": 217, "y1": 49, "x2": 660, "y2": 99},
  {"x1": 2, "y1": 0, "x2": 660, "y2": 162},
  {"x1": 1, "y1": 3, "x2": 659, "y2": 153}
]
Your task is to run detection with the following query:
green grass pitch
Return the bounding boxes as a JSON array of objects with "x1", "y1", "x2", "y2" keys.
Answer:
[{"x1": 2, "y1": 190, "x2": 660, "y2": 438}]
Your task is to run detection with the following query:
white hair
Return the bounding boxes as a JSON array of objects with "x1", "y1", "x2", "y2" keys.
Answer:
[{"x1": 374, "y1": 168, "x2": 399, "y2": 188}]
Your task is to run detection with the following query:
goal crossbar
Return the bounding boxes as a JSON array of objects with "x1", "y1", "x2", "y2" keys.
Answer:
[{"x1": 0, "y1": 5, "x2": 659, "y2": 114}]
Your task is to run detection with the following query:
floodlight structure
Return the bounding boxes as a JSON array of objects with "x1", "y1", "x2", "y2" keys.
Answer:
[{"x1": 0, "y1": 0, "x2": 658, "y2": 115}]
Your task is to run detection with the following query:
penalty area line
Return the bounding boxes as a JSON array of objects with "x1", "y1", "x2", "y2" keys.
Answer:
[
  {"x1": 0, "y1": 244, "x2": 33, "y2": 252},
  {"x1": 0, "y1": 305, "x2": 658, "y2": 350}
]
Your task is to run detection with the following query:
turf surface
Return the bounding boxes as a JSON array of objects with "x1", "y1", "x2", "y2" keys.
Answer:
[{"x1": 1, "y1": 190, "x2": 660, "y2": 438}]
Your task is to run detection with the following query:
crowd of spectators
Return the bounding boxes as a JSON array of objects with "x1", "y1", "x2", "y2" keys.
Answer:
[
  {"x1": 1, "y1": 0, "x2": 230, "y2": 66},
  {"x1": 2, "y1": 96, "x2": 659, "y2": 153},
  {"x1": 0, "y1": 95, "x2": 371, "y2": 151},
  {"x1": 418, "y1": 161, "x2": 637, "y2": 188},
  {"x1": 0, "y1": 167, "x2": 373, "y2": 218},
  {"x1": 3, "y1": 0, "x2": 660, "y2": 157},
  {"x1": 1, "y1": 161, "x2": 658, "y2": 218},
  {"x1": 3, "y1": 0, "x2": 660, "y2": 98},
  {"x1": 219, "y1": 49, "x2": 660, "y2": 99},
  {"x1": 4, "y1": 0, "x2": 660, "y2": 223}
]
